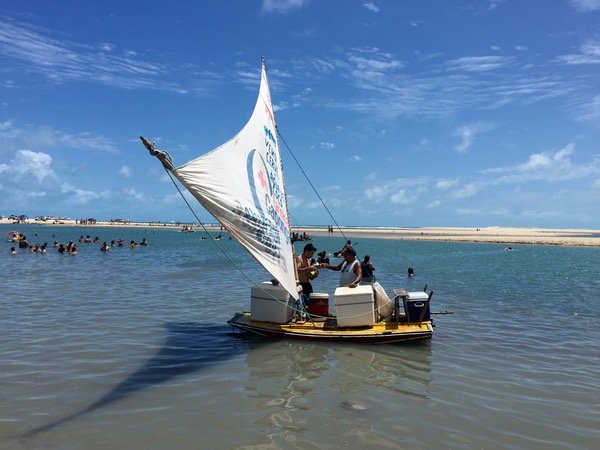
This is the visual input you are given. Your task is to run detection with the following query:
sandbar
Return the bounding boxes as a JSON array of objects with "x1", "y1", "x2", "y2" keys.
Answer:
[
  {"x1": 2, "y1": 218, "x2": 599, "y2": 247},
  {"x1": 295, "y1": 226, "x2": 600, "y2": 247}
]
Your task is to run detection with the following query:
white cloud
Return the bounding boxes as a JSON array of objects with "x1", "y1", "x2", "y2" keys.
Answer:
[
  {"x1": 484, "y1": 143, "x2": 600, "y2": 183},
  {"x1": 520, "y1": 145, "x2": 574, "y2": 171},
  {"x1": 578, "y1": 94, "x2": 600, "y2": 121},
  {"x1": 454, "y1": 122, "x2": 494, "y2": 153},
  {"x1": 364, "y1": 2, "x2": 380, "y2": 13},
  {"x1": 390, "y1": 190, "x2": 412, "y2": 204},
  {"x1": 364, "y1": 185, "x2": 387, "y2": 201},
  {"x1": 124, "y1": 187, "x2": 144, "y2": 201},
  {"x1": 446, "y1": 56, "x2": 513, "y2": 72},
  {"x1": 0, "y1": 121, "x2": 119, "y2": 154},
  {"x1": 448, "y1": 182, "x2": 483, "y2": 199},
  {"x1": 60, "y1": 182, "x2": 110, "y2": 204},
  {"x1": 488, "y1": 0, "x2": 506, "y2": 10},
  {"x1": 365, "y1": 178, "x2": 426, "y2": 203},
  {"x1": 320, "y1": 142, "x2": 335, "y2": 149},
  {"x1": 261, "y1": 0, "x2": 306, "y2": 14},
  {"x1": 25, "y1": 190, "x2": 47, "y2": 198},
  {"x1": 436, "y1": 178, "x2": 459, "y2": 190},
  {"x1": 298, "y1": 48, "x2": 575, "y2": 120},
  {"x1": 570, "y1": 0, "x2": 600, "y2": 12},
  {"x1": 350, "y1": 155, "x2": 362, "y2": 162},
  {"x1": 119, "y1": 165, "x2": 132, "y2": 178},
  {"x1": 557, "y1": 39, "x2": 600, "y2": 64},
  {"x1": 11, "y1": 149, "x2": 54, "y2": 182},
  {"x1": 0, "y1": 19, "x2": 195, "y2": 94},
  {"x1": 347, "y1": 52, "x2": 404, "y2": 86}
]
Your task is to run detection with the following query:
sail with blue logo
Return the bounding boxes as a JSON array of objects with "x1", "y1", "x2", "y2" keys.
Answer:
[{"x1": 169, "y1": 63, "x2": 298, "y2": 300}]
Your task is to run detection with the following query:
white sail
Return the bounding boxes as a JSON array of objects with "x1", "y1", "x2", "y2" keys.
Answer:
[{"x1": 169, "y1": 63, "x2": 299, "y2": 300}]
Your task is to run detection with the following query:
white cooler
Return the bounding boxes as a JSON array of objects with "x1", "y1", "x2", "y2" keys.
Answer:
[
  {"x1": 334, "y1": 285, "x2": 375, "y2": 327},
  {"x1": 251, "y1": 282, "x2": 293, "y2": 323}
]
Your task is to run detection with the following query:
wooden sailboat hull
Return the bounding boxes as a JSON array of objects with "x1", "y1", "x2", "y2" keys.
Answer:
[{"x1": 227, "y1": 312, "x2": 432, "y2": 344}]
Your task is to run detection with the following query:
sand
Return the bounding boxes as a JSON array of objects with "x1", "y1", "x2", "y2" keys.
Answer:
[
  {"x1": 2, "y1": 218, "x2": 599, "y2": 247},
  {"x1": 296, "y1": 226, "x2": 600, "y2": 247}
]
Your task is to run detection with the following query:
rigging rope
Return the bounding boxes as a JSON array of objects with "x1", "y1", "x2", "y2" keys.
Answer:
[
  {"x1": 160, "y1": 164, "x2": 315, "y2": 320},
  {"x1": 276, "y1": 126, "x2": 350, "y2": 244}
]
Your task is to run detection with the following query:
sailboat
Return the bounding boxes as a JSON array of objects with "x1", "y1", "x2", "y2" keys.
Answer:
[{"x1": 140, "y1": 61, "x2": 433, "y2": 344}]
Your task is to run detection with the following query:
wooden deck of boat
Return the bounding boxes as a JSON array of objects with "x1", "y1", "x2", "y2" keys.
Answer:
[{"x1": 228, "y1": 312, "x2": 432, "y2": 344}]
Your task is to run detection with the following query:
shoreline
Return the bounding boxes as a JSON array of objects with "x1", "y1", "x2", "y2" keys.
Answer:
[{"x1": 2, "y1": 219, "x2": 599, "y2": 247}]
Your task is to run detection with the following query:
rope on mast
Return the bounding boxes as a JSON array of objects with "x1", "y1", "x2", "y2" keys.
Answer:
[{"x1": 276, "y1": 127, "x2": 350, "y2": 243}]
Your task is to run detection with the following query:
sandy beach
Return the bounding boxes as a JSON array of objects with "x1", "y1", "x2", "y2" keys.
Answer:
[
  {"x1": 2, "y1": 218, "x2": 599, "y2": 247},
  {"x1": 295, "y1": 226, "x2": 600, "y2": 247}
]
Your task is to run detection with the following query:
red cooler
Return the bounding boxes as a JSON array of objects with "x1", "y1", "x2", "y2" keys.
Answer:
[{"x1": 308, "y1": 293, "x2": 329, "y2": 317}]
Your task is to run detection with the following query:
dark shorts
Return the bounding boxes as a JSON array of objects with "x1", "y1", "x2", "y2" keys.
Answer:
[{"x1": 300, "y1": 282, "x2": 313, "y2": 296}]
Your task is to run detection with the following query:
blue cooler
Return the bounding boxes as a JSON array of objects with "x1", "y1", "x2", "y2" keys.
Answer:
[{"x1": 406, "y1": 291, "x2": 431, "y2": 322}]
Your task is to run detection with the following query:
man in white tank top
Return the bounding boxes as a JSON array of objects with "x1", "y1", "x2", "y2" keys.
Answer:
[{"x1": 323, "y1": 246, "x2": 362, "y2": 287}]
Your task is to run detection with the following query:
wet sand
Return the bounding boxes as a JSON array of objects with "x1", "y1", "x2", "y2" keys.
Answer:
[{"x1": 2, "y1": 219, "x2": 599, "y2": 247}]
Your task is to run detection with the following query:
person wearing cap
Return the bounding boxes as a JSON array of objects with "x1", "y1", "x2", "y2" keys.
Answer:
[
  {"x1": 334, "y1": 239, "x2": 353, "y2": 257},
  {"x1": 323, "y1": 245, "x2": 362, "y2": 287},
  {"x1": 296, "y1": 243, "x2": 319, "y2": 298}
]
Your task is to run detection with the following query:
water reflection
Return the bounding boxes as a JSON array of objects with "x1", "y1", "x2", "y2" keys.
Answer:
[
  {"x1": 240, "y1": 341, "x2": 432, "y2": 447},
  {"x1": 331, "y1": 343, "x2": 433, "y2": 400},
  {"x1": 23, "y1": 322, "x2": 255, "y2": 438}
]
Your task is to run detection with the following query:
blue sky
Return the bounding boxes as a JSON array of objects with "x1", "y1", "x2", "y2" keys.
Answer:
[{"x1": 1, "y1": 0, "x2": 599, "y2": 228}]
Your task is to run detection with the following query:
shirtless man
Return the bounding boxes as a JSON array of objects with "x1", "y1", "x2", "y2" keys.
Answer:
[{"x1": 296, "y1": 243, "x2": 318, "y2": 298}]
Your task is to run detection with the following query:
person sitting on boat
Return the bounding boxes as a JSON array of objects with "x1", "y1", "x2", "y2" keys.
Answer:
[
  {"x1": 360, "y1": 255, "x2": 376, "y2": 284},
  {"x1": 296, "y1": 243, "x2": 319, "y2": 298},
  {"x1": 323, "y1": 246, "x2": 362, "y2": 287}
]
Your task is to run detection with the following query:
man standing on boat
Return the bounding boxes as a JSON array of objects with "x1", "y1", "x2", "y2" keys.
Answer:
[
  {"x1": 296, "y1": 243, "x2": 319, "y2": 298},
  {"x1": 323, "y1": 246, "x2": 362, "y2": 287}
]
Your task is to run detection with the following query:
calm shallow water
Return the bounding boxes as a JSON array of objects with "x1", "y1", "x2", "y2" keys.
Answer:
[{"x1": 1, "y1": 224, "x2": 599, "y2": 449}]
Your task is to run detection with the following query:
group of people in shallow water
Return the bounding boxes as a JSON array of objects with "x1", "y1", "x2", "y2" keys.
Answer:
[{"x1": 8, "y1": 232, "x2": 148, "y2": 255}]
